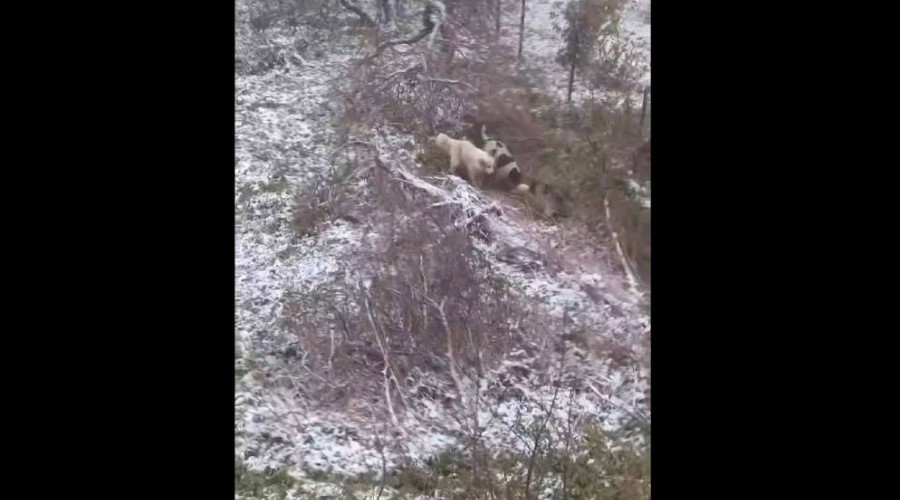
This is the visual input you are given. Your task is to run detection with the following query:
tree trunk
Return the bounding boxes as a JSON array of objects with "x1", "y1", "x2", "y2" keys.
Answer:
[
  {"x1": 567, "y1": 56, "x2": 576, "y2": 104},
  {"x1": 518, "y1": 0, "x2": 526, "y2": 59},
  {"x1": 639, "y1": 86, "x2": 650, "y2": 135},
  {"x1": 379, "y1": 0, "x2": 393, "y2": 26},
  {"x1": 496, "y1": 0, "x2": 501, "y2": 33}
]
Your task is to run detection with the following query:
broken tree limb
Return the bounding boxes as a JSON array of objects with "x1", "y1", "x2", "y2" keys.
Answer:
[
  {"x1": 417, "y1": 76, "x2": 477, "y2": 92},
  {"x1": 604, "y1": 195, "x2": 642, "y2": 297}
]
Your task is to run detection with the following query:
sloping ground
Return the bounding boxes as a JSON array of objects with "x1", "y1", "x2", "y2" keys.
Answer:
[
  {"x1": 236, "y1": 21, "x2": 373, "y2": 475},
  {"x1": 482, "y1": 188, "x2": 647, "y2": 331},
  {"x1": 235, "y1": 1, "x2": 651, "y2": 494}
]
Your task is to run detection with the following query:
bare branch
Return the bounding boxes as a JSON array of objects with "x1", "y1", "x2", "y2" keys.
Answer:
[
  {"x1": 430, "y1": 298, "x2": 467, "y2": 406},
  {"x1": 604, "y1": 195, "x2": 641, "y2": 297},
  {"x1": 338, "y1": 0, "x2": 376, "y2": 27},
  {"x1": 365, "y1": 297, "x2": 399, "y2": 427},
  {"x1": 379, "y1": 27, "x2": 434, "y2": 51},
  {"x1": 525, "y1": 385, "x2": 560, "y2": 500},
  {"x1": 419, "y1": 76, "x2": 477, "y2": 91},
  {"x1": 374, "y1": 63, "x2": 424, "y2": 91}
]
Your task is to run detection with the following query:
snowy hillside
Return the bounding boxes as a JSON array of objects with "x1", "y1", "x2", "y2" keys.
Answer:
[{"x1": 236, "y1": 1, "x2": 650, "y2": 497}]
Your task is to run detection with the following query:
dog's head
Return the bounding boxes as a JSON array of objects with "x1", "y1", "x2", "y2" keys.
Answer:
[
  {"x1": 431, "y1": 133, "x2": 450, "y2": 149},
  {"x1": 481, "y1": 156, "x2": 495, "y2": 175}
]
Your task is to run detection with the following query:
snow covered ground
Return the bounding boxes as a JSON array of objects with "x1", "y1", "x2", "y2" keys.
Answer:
[
  {"x1": 235, "y1": 0, "x2": 651, "y2": 488},
  {"x1": 512, "y1": 0, "x2": 650, "y2": 106}
]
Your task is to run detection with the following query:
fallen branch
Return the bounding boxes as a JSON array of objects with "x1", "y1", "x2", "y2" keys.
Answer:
[
  {"x1": 356, "y1": 28, "x2": 433, "y2": 67},
  {"x1": 378, "y1": 27, "x2": 433, "y2": 51},
  {"x1": 358, "y1": 131, "x2": 502, "y2": 241},
  {"x1": 418, "y1": 76, "x2": 477, "y2": 92},
  {"x1": 432, "y1": 298, "x2": 467, "y2": 406},
  {"x1": 584, "y1": 381, "x2": 650, "y2": 427},
  {"x1": 365, "y1": 297, "x2": 399, "y2": 427},
  {"x1": 604, "y1": 195, "x2": 642, "y2": 297}
]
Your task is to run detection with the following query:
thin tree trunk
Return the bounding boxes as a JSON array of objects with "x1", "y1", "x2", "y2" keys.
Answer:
[
  {"x1": 567, "y1": 56, "x2": 576, "y2": 104},
  {"x1": 639, "y1": 86, "x2": 650, "y2": 135},
  {"x1": 496, "y1": 0, "x2": 501, "y2": 33},
  {"x1": 518, "y1": 0, "x2": 526, "y2": 59},
  {"x1": 379, "y1": 0, "x2": 392, "y2": 26}
]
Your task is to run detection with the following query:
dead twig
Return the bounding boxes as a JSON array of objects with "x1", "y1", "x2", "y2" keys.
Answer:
[{"x1": 418, "y1": 76, "x2": 477, "y2": 92}]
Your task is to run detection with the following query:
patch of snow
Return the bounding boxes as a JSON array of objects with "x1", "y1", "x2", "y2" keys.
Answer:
[{"x1": 627, "y1": 178, "x2": 651, "y2": 208}]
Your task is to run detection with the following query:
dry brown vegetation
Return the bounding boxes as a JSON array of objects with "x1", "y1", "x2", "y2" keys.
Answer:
[
  {"x1": 255, "y1": 0, "x2": 652, "y2": 418},
  {"x1": 332, "y1": 0, "x2": 651, "y2": 286},
  {"x1": 282, "y1": 151, "x2": 538, "y2": 418}
]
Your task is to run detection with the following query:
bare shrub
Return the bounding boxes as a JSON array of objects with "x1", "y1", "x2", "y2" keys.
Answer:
[
  {"x1": 242, "y1": 0, "x2": 336, "y2": 34},
  {"x1": 343, "y1": 55, "x2": 476, "y2": 136},
  {"x1": 590, "y1": 37, "x2": 646, "y2": 94},
  {"x1": 364, "y1": 400, "x2": 649, "y2": 499},
  {"x1": 290, "y1": 150, "x2": 366, "y2": 238},
  {"x1": 290, "y1": 177, "x2": 345, "y2": 238},
  {"x1": 236, "y1": 0, "x2": 370, "y2": 75},
  {"x1": 280, "y1": 155, "x2": 535, "y2": 419},
  {"x1": 341, "y1": 0, "x2": 532, "y2": 138}
]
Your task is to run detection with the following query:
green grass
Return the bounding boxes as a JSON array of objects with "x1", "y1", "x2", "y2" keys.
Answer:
[{"x1": 235, "y1": 458, "x2": 297, "y2": 500}]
